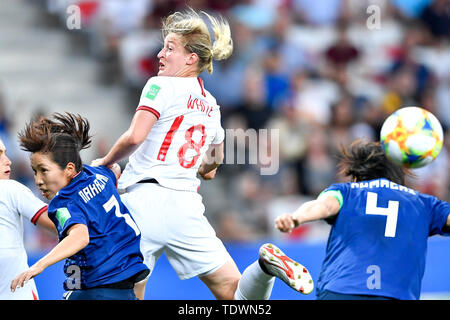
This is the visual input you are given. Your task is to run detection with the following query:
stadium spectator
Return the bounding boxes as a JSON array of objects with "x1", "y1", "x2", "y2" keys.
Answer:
[{"x1": 419, "y1": 0, "x2": 450, "y2": 41}]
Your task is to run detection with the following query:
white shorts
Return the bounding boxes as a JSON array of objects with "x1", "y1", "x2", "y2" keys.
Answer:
[
  {"x1": 120, "y1": 183, "x2": 232, "y2": 280},
  {"x1": 0, "y1": 248, "x2": 38, "y2": 300}
]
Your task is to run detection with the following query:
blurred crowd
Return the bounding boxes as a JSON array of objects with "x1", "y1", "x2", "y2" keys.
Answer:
[{"x1": 2, "y1": 0, "x2": 449, "y2": 249}]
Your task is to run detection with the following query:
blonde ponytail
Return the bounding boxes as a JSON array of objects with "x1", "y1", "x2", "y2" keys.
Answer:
[
  {"x1": 162, "y1": 9, "x2": 233, "y2": 74},
  {"x1": 202, "y1": 12, "x2": 233, "y2": 63}
]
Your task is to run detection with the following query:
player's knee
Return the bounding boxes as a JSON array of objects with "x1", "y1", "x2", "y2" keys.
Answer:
[
  {"x1": 213, "y1": 276, "x2": 240, "y2": 300},
  {"x1": 200, "y1": 268, "x2": 240, "y2": 300},
  {"x1": 216, "y1": 272, "x2": 241, "y2": 300}
]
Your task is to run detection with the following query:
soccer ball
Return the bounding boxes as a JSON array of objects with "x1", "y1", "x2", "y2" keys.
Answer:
[{"x1": 380, "y1": 106, "x2": 444, "y2": 169}]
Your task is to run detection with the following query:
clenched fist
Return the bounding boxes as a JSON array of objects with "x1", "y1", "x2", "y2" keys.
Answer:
[{"x1": 275, "y1": 213, "x2": 299, "y2": 233}]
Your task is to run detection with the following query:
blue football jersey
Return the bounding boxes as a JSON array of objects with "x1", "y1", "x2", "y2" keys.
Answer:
[
  {"x1": 316, "y1": 178, "x2": 450, "y2": 300},
  {"x1": 48, "y1": 165, "x2": 148, "y2": 290}
]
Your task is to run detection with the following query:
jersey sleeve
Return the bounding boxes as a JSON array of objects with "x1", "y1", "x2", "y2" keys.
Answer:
[
  {"x1": 135, "y1": 77, "x2": 171, "y2": 119},
  {"x1": 211, "y1": 107, "x2": 225, "y2": 145},
  {"x1": 212, "y1": 125, "x2": 225, "y2": 145},
  {"x1": 428, "y1": 197, "x2": 450, "y2": 236},
  {"x1": 10, "y1": 181, "x2": 48, "y2": 225},
  {"x1": 317, "y1": 183, "x2": 348, "y2": 225},
  {"x1": 53, "y1": 201, "x2": 88, "y2": 238}
]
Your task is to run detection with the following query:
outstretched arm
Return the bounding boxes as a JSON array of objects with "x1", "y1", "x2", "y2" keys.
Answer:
[
  {"x1": 275, "y1": 196, "x2": 341, "y2": 233},
  {"x1": 11, "y1": 223, "x2": 89, "y2": 292}
]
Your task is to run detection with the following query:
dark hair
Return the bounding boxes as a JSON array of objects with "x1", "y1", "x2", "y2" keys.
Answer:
[
  {"x1": 18, "y1": 112, "x2": 91, "y2": 172},
  {"x1": 337, "y1": 139, "x2": 409, "y2": 185}
]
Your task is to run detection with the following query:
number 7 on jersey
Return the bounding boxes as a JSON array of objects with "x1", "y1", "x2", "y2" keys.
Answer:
[{"x1": 103, "y1": 195, "x2": 140, "y2": 236}]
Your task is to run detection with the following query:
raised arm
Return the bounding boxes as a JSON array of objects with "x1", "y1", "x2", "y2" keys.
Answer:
[
  {"x1": 92, "y1": 110, "x2": 157, "y2": 167},
  {"x1": 275, "y1": 195, "x2": 341, "y2": 233}
]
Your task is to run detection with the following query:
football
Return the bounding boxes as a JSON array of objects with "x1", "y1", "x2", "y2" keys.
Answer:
[{"x1": 380, "y1": 106, "x2": 444, "y2": 169}]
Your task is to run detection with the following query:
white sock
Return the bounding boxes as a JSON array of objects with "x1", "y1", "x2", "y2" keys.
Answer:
[{"x1": 234, "y1": 261, "x2": 275, "y2": 300}]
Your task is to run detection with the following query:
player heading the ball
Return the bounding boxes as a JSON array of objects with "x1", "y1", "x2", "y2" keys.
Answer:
[{"x1": 275, "y1": 139, "x2": 450, "y2": 300}]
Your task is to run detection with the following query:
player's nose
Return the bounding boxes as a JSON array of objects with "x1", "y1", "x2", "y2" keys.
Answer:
[
  {"x1": 34, "y1": 173, "x2": 44, "y2": 187},
  {"x1": 4, "y1": 155, "x2": 11, "y2": 167},
  {"x1": 0, "y1": 154, "x2": 10, "y2": 166},
  {"x1": 157, "y1": 48, "x2": 165, "y2": 59}
]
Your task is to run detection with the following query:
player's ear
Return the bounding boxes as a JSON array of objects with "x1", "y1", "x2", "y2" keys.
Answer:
[
  {"x1": 65, "y1": 162, "x2": 77, "y2": 177},
  {"x1": 186, "y1": 52, "x2": 199, "y2": 66}
]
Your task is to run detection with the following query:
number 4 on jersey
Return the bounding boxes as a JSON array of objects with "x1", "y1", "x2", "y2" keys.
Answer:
[{"x1": 365, "y1": 192, "x2": 399, "y2": 238}]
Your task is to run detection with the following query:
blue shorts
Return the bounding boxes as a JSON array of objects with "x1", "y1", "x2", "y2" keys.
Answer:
[
  {"x1": 317, "y1": 290, "x2": 394, "y2": 300},
  {"x1": 63, "y1": 288, "x2": 138, "y2": 300}
]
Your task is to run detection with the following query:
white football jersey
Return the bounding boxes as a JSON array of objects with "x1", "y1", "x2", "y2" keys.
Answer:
[
  {"x1": 119, "y1": 76, "x2": 225, "y2": 192},
  {"x1": 0, "y1": 179, "x2": 48, "y2": 299},
  {"x1": 0, "y1": 180, "x2": 48, "y2": 249}
]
